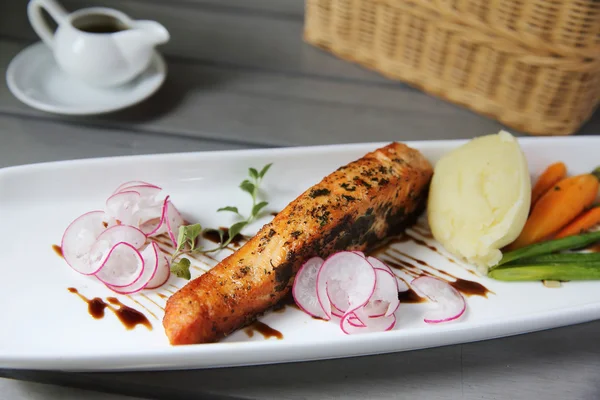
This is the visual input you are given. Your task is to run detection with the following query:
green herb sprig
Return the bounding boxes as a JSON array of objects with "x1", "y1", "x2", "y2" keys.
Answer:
[
  {"x1": 168, "y1": 163, "x2": 273, "y2": 279},
  {"x1": 169, "y1": 223, "x2": 202, "y2": 279},
  {"x1": 205, "y1": 163, "x2": 272, "y2": 252}
]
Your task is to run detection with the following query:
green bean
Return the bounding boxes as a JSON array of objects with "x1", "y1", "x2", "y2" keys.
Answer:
[
  {"x1": 506, "y1": 252, "x2": 600, "y2": 265},
  {"x1": 489, "y1": 262, "x2": 600, "y2": 282},
  {"x1": 496, "y1": 230, "x2": 600, "y2": 267}
]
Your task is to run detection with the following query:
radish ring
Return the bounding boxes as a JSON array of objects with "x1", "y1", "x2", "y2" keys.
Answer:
[
  {"x1": 61, "y1": 211, "x2": 107, "y2": 275},
  {"x1": 292, "y1": 257, "x2": 329, "y2": 320},
  {"x1": 411, "y1": 276, "x2": 466, "y2": 324},
  {"x1": 94, "y1": 242, "x2": 144, "y2": 287},
  {"x1": 106, "y1": 242, "x2": 161, "y2": 294},
  {"x1": 317, "y1": 252, "x2": 376, "y2": 317},
  {"x1": 113, "y1": 181, "x2": 160, "y2": 194}
]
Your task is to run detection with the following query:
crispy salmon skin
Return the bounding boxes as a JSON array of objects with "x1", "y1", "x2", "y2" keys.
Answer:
[{"x1": 163, "y1": 142, "x2": 433, "y2": 345}]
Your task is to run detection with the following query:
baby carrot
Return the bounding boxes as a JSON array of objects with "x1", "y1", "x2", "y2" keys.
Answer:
[
  {"x1": 508, "y1": 168, "x2": 600, "y2": 250},
  {"x1": 530, "y1": 162, "x2": 567, "y2": 210},
  {"x1": 554, "y1": 205, "x2": 600, "y2": 239}
]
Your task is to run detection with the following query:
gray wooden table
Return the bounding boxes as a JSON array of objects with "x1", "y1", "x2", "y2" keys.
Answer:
[{"x1": 1, "y1": 1, "x2": 600, "y2": 399}]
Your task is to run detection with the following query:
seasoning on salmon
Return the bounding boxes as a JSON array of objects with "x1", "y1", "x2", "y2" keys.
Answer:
[{"x1": 163, "y1": 142, "x2": 433, "y2": 345}]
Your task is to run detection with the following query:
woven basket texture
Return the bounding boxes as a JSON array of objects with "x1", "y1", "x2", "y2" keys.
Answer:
[
  {"x1": 414, "y1": 0, "x2": 600, "y2": 59},
  {"x1": 304, "y1": 0, "x2": 600, "y2": 136}
]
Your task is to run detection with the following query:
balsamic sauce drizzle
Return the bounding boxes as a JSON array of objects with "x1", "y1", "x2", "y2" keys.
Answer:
[
  {"x1": 244, "y1": 321, "x2": 283, "y2": 339},
  {"x1": 368, "y1": 226, "x2": 493, "y2": 299},
  {"x1": 52, "y1": 244, "x2": 63, "y2": 258},
  {"x1": 67, "y1": 288, "x2": 152, "y2": 330}
]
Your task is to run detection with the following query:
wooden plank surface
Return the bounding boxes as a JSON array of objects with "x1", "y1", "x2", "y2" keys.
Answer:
[
  {"x1": 0, "y1": 0, "x2": 384, "y2": 83},
  {"x1": 0, "y1": 113, "x2": 250, "y2": 168},
  {"x1": 0, "y1": 38, "x2": 511, "y2": 147},
  {"x1": 2, "y1": 37, "x2": 599, "y2": 148},
  {"x1": 1, "y1": 0, "x2": 599, "y2": 143}
]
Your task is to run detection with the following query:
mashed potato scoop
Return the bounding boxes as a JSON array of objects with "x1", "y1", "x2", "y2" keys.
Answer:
[{"x1": 427, "y1": 131, "x2": 531, "y2": 273}]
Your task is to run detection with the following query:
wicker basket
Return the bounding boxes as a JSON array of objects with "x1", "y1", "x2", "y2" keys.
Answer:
[
  {"x1": 415, "y1": 0, "x2": 600, "y2": 59},
  {"x1": 304, "y1": 0, "x2": 600, "y2": 136}
]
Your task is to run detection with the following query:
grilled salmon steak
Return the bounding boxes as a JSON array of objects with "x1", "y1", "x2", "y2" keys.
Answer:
[{"x1": 163, "y1": 142, "x2": 433, "y2": 344}]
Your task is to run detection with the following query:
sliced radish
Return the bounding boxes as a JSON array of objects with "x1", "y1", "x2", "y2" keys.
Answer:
[
  {"x1": 61, "y1": 211, "x2": 107, "y2": 274},
  {"x1": 120, "y1": 185, "x2": 162, "y2": 208},
  {"x1": 367, "y1": 257, "x2": 408, "y2": 292},
  {"x1": 352, "y1": 251, "x2": 366, "y2": 258},
  {"x1": 331, "y1": 303, "x2": 344, "y2": 318},
  {"x1": 88, "y1": 225, "x2": 147, "y2": 274},
  {"x1": 341, "y1": 312, "x2": 396, "y2": 334},
  {"x1": 367, "y1": 256, "x2": 393, "y2": 274},
  {"x1": 362, "y1": 269, "x2": 400, "y2": 318},
  {"x1": 397, "y1": 278, "x2": 410, "y2": 293},
  {"x1": 139, "y1": 196, "x2": 183, "y2": 244},
  {"x1": 105, "y1": 191, "x2": 141, "y2": 227},
  {"x1": 164, "y1": 200, "x2": 184, "y2": 246},
  {"x1": 106, "y1": 242, "x2": 161, "y2": 294},
  {"x1": 146, "y1": 254, "x2": 170, "y2": 289},
  {"x1": 140, "y1": 197, "x2": 169, "y2": 236},
  {"x1": 347, "y1": 313, "x2": 366, "y2": 327},
  {"x1": 95, "y1": 242, "x2": 144, "y2": 287},
  {"x1": 95, "y1": 224, "x2": 146, "y2": 247},
  {"x1": 411, "y1": 276, "x2": 466, "y2": 324},
  {"x1": 113, "y1": 180, "x2": 160, "y2": 194},
  {"x1": 317, "y1": 252, "x2": 376, "y2": 317},
  {"x1": 60, "y1": 180, "x2": 182, "y2": 293},
  {"x1": 292, "y1": 257, "x2": 329, "y2": 320},
  {"x1": 140, "y1": 217, "x2": 163, "y2": 236},
  {"x1": 135, "y1": 205, "x2": 163, "y2": 226}
]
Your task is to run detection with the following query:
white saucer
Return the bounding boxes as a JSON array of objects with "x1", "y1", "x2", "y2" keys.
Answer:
[{"x1": 6, "y1": 42, "x2": 167, "y2": 115}]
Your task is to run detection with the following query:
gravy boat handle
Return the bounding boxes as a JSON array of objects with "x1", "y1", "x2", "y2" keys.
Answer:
[{"x1": 27, "y1": 0, "x2": 68, "y2": 48}]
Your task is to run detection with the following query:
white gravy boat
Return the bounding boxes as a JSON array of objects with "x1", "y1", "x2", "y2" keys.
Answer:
[{"x1": 27, "y1": 0, "x2": 170, "y2": 87}]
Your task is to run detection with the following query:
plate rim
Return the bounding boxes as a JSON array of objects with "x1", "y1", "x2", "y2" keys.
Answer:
[
  {"x1": 2, "y1": 135, "x2": 600, "y2": 371},
  {"x1": 2, "y1": 135, "x2": 598, "y2": 174}
]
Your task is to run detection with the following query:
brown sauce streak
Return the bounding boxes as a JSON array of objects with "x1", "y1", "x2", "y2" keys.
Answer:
[
  {"x1": 192, "y1": 265, "x2": 207, "y2": 273},
  {"x1": 139, "y1": 293, "x2": 164, "y2": 312},
  {"x1": 379, "y1": 232, "x2": 478, "y2": 276},
  {"x1": 244, "y1": 321, "x2": 283, "y2": 339},
  {"x1": 398, "y1": 289, "x2": 427, "y2": 303},
  {"x1": 201, "y1": 252, "x2": 219, "y2": 263},
  {"x1": 450, "y1": 279, "x2": 490, "y2": 298},
  {"x1": 368, "y1": 232, "x2": 493, "y2": 298},
  {"x1": 125, "y1": 295, "x2": 158, "y2": 320},
  {"x1": 68, "y1": 288, "x2": 106, "y2": 318},
  {"x1": 405, "y1": 232, "x2": 472, "y2": 269},
  {"x1": 155, "y1": 245, "x2": 172, "y2": 257},
  {"x1": 404, "y1": 233, "x2": 438, "y2": 252},
  {"x1": 157, "y1": 293, "x2": 169, "y2": 300},
  {"x1": 52, "y1": 244, "x2": 64, "y2": 258},
  {"x1": 202, "y1": 227, "x2": 246, "y2": 247},
  {"x1": 388, "y1": 249, "x2": 455, "y2": 281},
  {"x1": 67, "y1": 288, "x2": 152, "y2": 330},
  {"x1": 385, "y1": 259, "x2": 420, "y2": 277},
  {"x1": 411, "y1": 227, "x2": 434, "y2": 239},
  {"x1": 106, "y1": 297, "x2": 152, "y2": 330}
]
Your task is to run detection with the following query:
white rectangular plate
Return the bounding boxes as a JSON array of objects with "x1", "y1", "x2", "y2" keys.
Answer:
[{"x1": 1, "y1": 137, "x2": 600, "y2": 372}]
